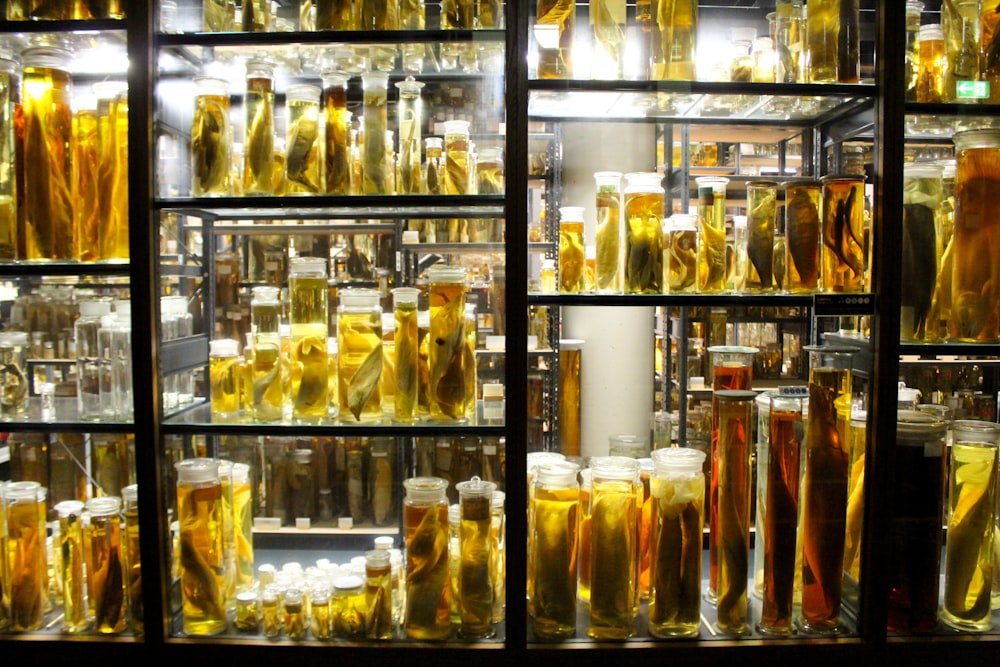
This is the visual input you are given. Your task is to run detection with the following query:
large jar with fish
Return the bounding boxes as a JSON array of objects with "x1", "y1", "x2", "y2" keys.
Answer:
[
  {"x1": 427, "y1": 264, "x2": 468, "y2": 422},
  {"x1": 284, "y1": 83, "x2": 321, "y2": 195},
  {"x1": 243, "y1": 56, "x2": 275, "y2": 196},
  {"x1": 901, "y1": 162, "x2": 944, "y2": 342},
  {"x1": 745, "y1": 181, "x2": 778, "y2": 292},
  {"x1": 782, "y1": 179, "x2": 821, "y2": 293},
  {"x1": 191, "y1": 76, "x2": 231, "y2": 197},
  {"x1": 820, "y1": 174, "x2": 866, "y2": 293},
  {"x1": 624, "y1": 172, "x2": 664, "y2": 294},
  {"x1": 289, "y1": 257, "x2": 330, "y2": 422},
  {"x1": 338, "y1": 287, "x2": 384, "y2": 423},
  {"x1": 695, "y1": 176, "x2": 728, "y2": 293}
]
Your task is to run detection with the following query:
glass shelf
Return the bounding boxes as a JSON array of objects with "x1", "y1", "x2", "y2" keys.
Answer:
[
  {"x1": 156, "y1": 195, "x2": 506, "y2": 220},
  {"x1": 0, "y1": 260, "x2": 131, "y2": 278},
  {"x1": 0, "y1": 397, "x2": 134, "y2": 433}
]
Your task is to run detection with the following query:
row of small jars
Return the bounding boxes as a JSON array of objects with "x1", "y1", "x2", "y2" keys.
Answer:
[
  {"x1": 0, "y1": 481, "x2": 141, "y2": 635},
  {"x1": 549, "y1": 171, "x2": 870, "y2": 297},
  {"x1": 192, "y1": 65, "x2": 503, "y2": 199}
]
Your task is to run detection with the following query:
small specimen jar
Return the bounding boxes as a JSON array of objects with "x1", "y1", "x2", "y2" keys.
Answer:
[
  {"x1": 664, "y1": 214, "x2": 698, "y2": 294},
  {"x1": 175, "y1": 458, "x2": 226, "y2": 635},
  {"x1": 456, "y1": 476, "x2": 498, "y2": 638},
  {"x1": 427, "y1": 265, "x2": 467, "y2": 421},
  {"x1": 558, "y1": 205, "x2": 586, "y2": 294},
  {"x1": 209, "y1": 338, "x2": 241, "y2": 421}
]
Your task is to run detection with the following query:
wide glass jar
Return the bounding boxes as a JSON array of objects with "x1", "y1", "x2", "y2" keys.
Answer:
[
  {"x1": 402, "y1": 476, "x2": 451, "y2": 640},
  {"x1": 191, "y1": 76, "x2": 231, "y2": 197},
  {"x1": 623, "y1": 172, "x2": 664, "y2": 294}
]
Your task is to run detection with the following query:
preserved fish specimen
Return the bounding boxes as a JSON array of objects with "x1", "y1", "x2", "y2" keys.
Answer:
[
  {"x1": 346, "y1": 442, "x2": 367, "y2": 522},
  {"x1": 338, "y1": 289, "x2": 384, "y2": 422},
  {"x1": 251, "y1": 286, "x2": 285, "y2": 422},
  {"x1": 648, "y1": 447, "x2": 704, "y2": 638},
  {"x1": 775, "y1": 0, "x2": 804, "y2": 82},
  {"x1": 401, "y1": 0, "x2": 426, "y2": 28},
  {"x1": 243, "y1": 58, "x2": 275, "y2": 196},
  {"x1": 806, "y1": 0, "x2": 858, "y2": 82},
  {"x1": 287, "y1": 449, "x2": 315, "y2": 519},
  {"x1": 102, "y1": 86, "x2": 129, "y2": 261},
  {"x1": 428, "y1": 266, "x2": 466, "y2": 420},
  {"x1": 55, "y1": 500, "x2": 87, "y2": 632},
  {"x1": 588, "y1": 457, "x2": 639, "y2": 639},
  {"x1": 176, "y1": 459, "x2": 226, "y2": 635},
  {"x1": 403, "y1": 477, "x2": 451, "y2": 640},
  {"x1": 283, "y1": 588, "x2": 306, "y2": 638},
  {"x1": 191, "y1": 77, "x2": 231, "y2": 196},
  {"x1": 235, "y1": 591, "x2": 258, "y2": 632},
  {"x1": 559, "y1": 340, "x2": 582, "y2": 457},
  {"x1": 821, "y1": 175, "x2": 865, "y2": 293},
  {"x1": 290, "y1": 258, "x2": 329, "y2": 422},
  {"x1": 393, "y1": 288, "x2": 420, "y2": 422},
  {"x1": 594, "y1": 172, "x2": 622, "y2": 292},
  {"x1": 284, "y1": 84, "x2": 320, "y2": 195},
  {"x1": 424, "y1": 136, "x2": 443, "y2": 195},
  {"x1": 396, "y1": 78, "x2": 425, "y2": 195},
  {"x1": 901, "y1": 163, "x2": 943, "y2": 341},
  {"x1": 479, "y1": 0, "x2": 501, "y2": 27},
  {"x1": 241, "y1": 0, "x2": 269, "y2": 31},
  {"x1": 942, "y1": 0, "x2": 978, "y2": 102},
  {"x1": 800, "y1": 347, "x2": 854, "y2": 633},
  {"x1": 209, "y1": 338, "x2": 241, "y2": 421},
  {"x1": 21, "y1": 47, "x2": 74, "y2": 261},
  {"x1": 784, "y1": 180, "x2": 821, "y2": 292},
  {"x1": 443, "y1": 119, "x2": 471, "y2": 195},
  {"x1": 322, "y1": 72, "x2": 351, "y2": 195},
  {"x1": 758, "y1": 396, "x2": 802, "y2": 635},
  {"x1": 536, "y1": 0, "x2": 575, "y2": 78},
  {"x1": 203, "y1": 0, "x2": 235, "y2": 31},
  {"x1": 88, "y1": 497, "x2": 126, "y2": 633},
  {"x1": 746, "y1": 181, "x2": 777, "y2": 292},
  {"x1": 651, "y1": 0, "x2": 697, "y2": 80},
  {"x1": 591, "y1": 0, "x2": 626, "y2": 79},
  {"x1": 121, "y1": 485, "x2": 142, "y2": 633},
  {"x1": 559, "y1": 206, "x2": 585, "y2": 293},
  {"x1": 365, "y1": 549, "x2": 394, "y2": 639},
  {"x1": 333, "y1": 575, "x2": 366, "y2": 638},
  {"x1": 529, "y1": 462, "x2": 579, "y2": 639},
  {"x1": 917, "y1": 24, "x2": 946, "y2": 103},
  {"x1": 664, "y1": 214, "x2": 697, "y2": 293},
  {"x1": 457, "y1": 477, "x2": 497, "y2": 638},
  {"x1": 697, "y1": 177, "x2": 728, "y2": 293},
  {"x1": 362, "y1": 71, "x2": 389, "y2": 194},
  {"x1": 842, "y1": 410, "x2": 867, "y2": 580},
  {"x1": 442, "y1": 0, "x2": 475, "y2": 27},
  {"x1": 418, "y1": 311, "x2": 431, "y2": 414},
  {"x1": 359, "y1": 0, "x2": 398, "y2": 29},
  {"x1": 316, "y1": 0, "x2": 353, "y2": 29},
  {"x1": 624, "y1": 172, "x2": 664, "y2": 294},
  {"x1": 310, "y1": 586, "x2": 331, "y2": 638},
  {"x1": 0, "y1": 58, "x2": 15, "y2": 260},
  {"x1": 260, "y1": 586, "x2": 280, "y2": 636},
  {"x1": 942, "y1": 421, "x2": 999, "y2": 632},
  {"x1": 74, "y1": 103, "x2": 99, "y2": 262},
  {"x1": 6, "y1": 482, "x2": 44, "y2": 631},
  {"x1": 715, "y1": 391, "x2": 754, "y2": 635}
]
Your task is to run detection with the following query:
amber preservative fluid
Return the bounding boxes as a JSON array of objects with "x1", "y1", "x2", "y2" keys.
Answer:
[
  {"x1": 175, "y1": 458, "x2": 226, "y2": 635},
  {"x1": 558, "y1": 339, "x2": 583, "y2": 457},
  {"x1": 217, "y1": 459, "x2": 238, "y2": 609},
  {"x1": 393, "y1": 287, "x2": 420, "y2": 423},
  {"x1": 696, "y1": 176, "x2": 728, "y2": 293},
  {"x1": 558, "y1": 205, "x2": 586, "y2": 294},
  {"x1": 396, "y1": 77, "x2": 425, "y2": 195},
  {"x1": 443, "y1": 119, "x2": 472, "y2": 198},
  {"x1": 782, "y1": 179, "x2": 821, "y2": 292},
  {"x1": 203, "y1": 0, "x2": 235, "y2": 30},
  {"x1": 320, "y1": 71, "x2": 351, "y2": 195},
  {"x1": 191, "y1": 76, "x2": 231, "y2": 196},
  {"x1": 746, "y1": 180, "x2": 778, "y2": 292},
  {"x1": 664, "y1": 214, "x2": 698, "y2": 294},
  {"x1": 820, "y1": 175, "x2": 866, "y2": 293},
  {"x1": 775, "y1": 0, "x2": 804, "y2": 82},
  {"x1": 315, "y1": 0, "x2": 353, "y2": 29},
  {"x1": 364, "y1": 548, "x2": 393, "y2": 639},
  {"x1": 536, "y1": 0, "x2": 575, "y2": 78},
  {"x1": 87, "y1": 496, "x2": 126, "y2": 633},
  {"x1": 901, "y1": 163, "x2": 944, "y2": 342},
  {"x1": 251, "y1": 286, "x2": 285, "y2": 422},
  {"x1": 648, "y1": 447, "x2": 705, "y2": 638},
  {"x1": 456, "y1": 476, "x2": 498, "y2": 638},
  {"x1": 623, "y1": 172, "x2": 664, "y2": 294},
  {"x1": 942, "y1": 0, "x2": 978, "y2": 102},
  {"x1": 5, "y1": 481, "x2": 44, "y2": 631},
  {"x1": 593, "y1": 171, "x2": 623, "y2": 293},
  {"x1": 21, "y1": 46, "x2": 74, "y2": 260},
  {"x1": 121, "y1": 484, "x2": 143, "y2": 633},
  {"x1": 94, "y1": 81, "x2": 129, "y2": 261},
  {"x1": 590, "y1": 0, "x2": 626, "y2": 79},
  {"x1": 289, "y1": 257, "x2": 329, "y2": 422},
  {"x1": 805, "y1": 0, "x2": 859, "y2": 83},
  {"x1": 243, "y1": 57, "x2": 275, "y2": 196},
  {"x1": 427, "y1": 265, "x2": 467, "y2": 421},
  {"x1": 587, "y1": 456, "x2": 640, "y2": 639},
  {"x1": 403, "y1": 477, "x2": 451, "y2": 640},
  {"x1": 209, "y1": 338, "x2": 241, "y2": 422},
  {"x1": 650, "y1": 0, "x2": 698, "y2": 80},
  {"x1": 0, "y1": 57, "x2": 16, "y2": 260},
  {"x1": 362, "y1": 70, "x2": 389, "y2": 194},
  {"x1": 55, "y1": 499, "x2": 88, "y2": 633},
  {"x1": 284, "y1": 83, "x2": 321, "y2": 195},
  {"x1": 338, "y1": 287, "x2": 383, "y2": 423}
]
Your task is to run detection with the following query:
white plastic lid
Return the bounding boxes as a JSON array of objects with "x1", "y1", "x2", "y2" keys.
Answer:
[
  {"x1": 482, "y1": 383, "x2": 504, "y2": 399},
  {"x1": 289, "y1": 256, "x2": 328, "y2": 277},
  {"x1": 559, "y1": 338, "x2": 585, "y2": 350},
  {"x1": 559, "y1": 206, "x2": 585, "y2": 223},
  {"x1": 210, "y1": 338, "x2": 240, "y2": 357},
  {"x1": 919, "y1": 24, "x2": 944, "y2": 42},
  {"x1": 176, "y1": 458, "x2": 221, "y2": 484},
  {"x1": 402, "y1": 230, "x2": 420, "y2": 244},
  {"x1": 753, "y1": 37, "x2": 774, "y2": 50},
  {"x1": 54, "y1": 499, "x2": 86, "y2": 517},
  {"x1": 402, "y1": 476, "x2": 449, "y2": 503},
  {"x1": 535, "y1": 460, "x2": 580, "y2": 487},
  {"x1": 339, "y1": 287, "x2": 380, "y2": 308},
  {"x1": 652, "y1": 446, "x2": 706, "y2": 473},
  {"x1": 373, "y1": 535, "x2": 394, "y2": 550},
  {"x1": 79, "y1": 299, "x2": 112, "y2": 318},
  {"x1": 443, "y1": 119, "x2": 470, "y2": 135},
  {"x1": 87, "y1": 496, "x2": 122, "y2": 516},
  {"x1": 252, "y1": 285, "x2": 281, "y2": 303},
  {"x1": 731, "y1": 27, "x2": 757, "y2": 44}
]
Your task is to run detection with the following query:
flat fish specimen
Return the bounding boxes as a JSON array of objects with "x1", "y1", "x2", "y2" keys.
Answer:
[
  {"x1": 824, "y1": 187, "x2": 863, "y2": 277},
  {"x1": 285, "y1": 116, "x2": 319, "y2": 192},
  {"x1": 748, "y1": 193, "x2": 776, "y2": 287},
  {"x1": 786, "y1": 188, "x2": 820, "y2": 285}
]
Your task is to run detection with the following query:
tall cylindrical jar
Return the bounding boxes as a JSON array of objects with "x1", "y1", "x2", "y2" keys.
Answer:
[
  {"x1": 942, "y1": 0, "x2": 978, "y2": 103},
  {"x1": 950, "y1": 129, "x2": 1000, "y2": 342},
  {"x1": 362, "y1": 71, "x2": 389, "y2": 194},
  {"x1": 775, "y1": 0, "x2": 804, "y2": 83},
  {"x1": 558, "y1": 339, "x2": 583, "y2": 457},
  {"x1": 590, "y1": 0, "x2": 626, "y2": 79},
  {"x1": 209, "y1": 338, "x2": 241, "y2": 421},
  {"x1": 402, "y1": 476, "x2": 451, "y2": 640},
  {"x1": 284, "y1": 83, "x2": 321, "y2": 195},
  {"x1": 176, "y1": 459, "x2": 226, "y2": 635},
  {"x1": 558, "y1": 205, "x2": 586, "y2": 293},
  {"x1": 799, "y1": 345, "x2": 855, "y2": 634},
  {"x1": 528, "y1": 461, "x2": 580, "y2": 639},
  {"x1": 587, "y1": 455, "x2": 640, "y2": 639},
  {"x1": 5, "y1": 481, "x2": 44, "y2": 631},
  {"x1": 650, "y1": 0, "x2": 697, "y2": 80},
  {"x1": 443, "y1": 119, "x2": 472, "y2": 195},
  {"x1": 321, "y1": 71, "x2": 351, "y2": 195},
  {"x1": 783, "y1": 179, "x2": 821, "y2": 292},
  {"x1": 94, "y1": 81, "x2": 129, "y2": 261},
  {"x1": 904, "y1": 0, "x2": 923, "y2": 101},
  {"x1": 594, "y1": 171, "x2": 622, "y2": 293},
  {"x1": 901, "y1": 162, "x2": 944, "y2": 342},
  {"x1": 942, "y1": 420, "x2": 999, "y2": 632},
  {"x1": 623, "y1": 172, "x2": 664, "y2": 294},
  {"x1": 87, "y1": 496, "x2": 126, "y2": 633},
  {"x1": 696, "y1": 176, "x2": 729, "y2": 293},
  {"x1": 289, "y1": 257, "x2": 329, "y2": 422},
  {"x1": 746, "y1": 181, "x2": 778, "y2": 292},
  {"x1": 535, "y1": 0, "x2": 575, "y2": 78},
  {"x1": 364, "y1": 548, "x2": 393, "y2": 639},
  {"x1": 917, "y1": 24, "x2": 946, "y2": 103},
  {"x1": 0, "y1": 57, "x2": 16, "y2": 260},
  {"x1": 76, "y1": 299, "x2": 112, "y2": 420},
  {"x1": 0, "y1": 332, "x2": 29, "y2": 418},
  {"x1": 241, "y1": 0, "x2": 269, "y2": 31},
  {"x1": 805, "y1": 0, "x2": 859, "y2": 83},
  {"x1": 243, "y1": 57, "x2": 275, "y2": 196},
  {"x1": 203, "y1": 0, "x2": 235, "y2": 31},
  {"x1": 820, "y1": 175, "x2": 866, "y2": 293},
  {"x1": 121, "y1": 483, "x2": 143, "y2": 633},
  {"x1": 456, "y1": 476, "x2": 498, "y2": 638},
  {"x1": 982, "y1": 5, "x2": 1000, "y2": 104},
  {"x1": 315, "y1": 0, "x2": 353, "y2": 29},
  {"x1": 250, "y1": 285, "x2": 284, "y2": 422},
  {"x1": 191, "y1": 76, "x2": 231, "y2": 197},
  {"x1": 395, "y1": 77, "x2": 425, "y2": 195},
  {"x1": 55, "y1": 499, "x2": 88, "y2": 633},
  {"x1": 664, "y1": 213, "x2": 698, "y2": 293},
  {"x1": 427, "y1": 265, "x2": 467, "y2": 421},
  {"x1": 21, "y1": 46, "x2": 74, "y2": 260},
  {"x1": 648, "y1": 447, "x2": 705, "y2": 638},
  {"x1": 338, "y1": 287, "x2": 384, "y2": 423},
  {"x1": 393, "y1": 287, "x2": 420, "y2": 423}
]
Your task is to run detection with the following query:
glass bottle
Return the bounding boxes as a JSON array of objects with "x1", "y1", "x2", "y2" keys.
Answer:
[
  {"x1": 287, "y1": 448, "x2": 315, "y2": 520},
  {"x1": 650, "y1": 0, "x2": 697, "y2": 80},
  {"x1": 587, "y1": 456, "x2": 639, "y2": 639},
  {"x1": 365, "y1": 549, "x2": 393, "y2": 639},
  {"x1": 648, "y1": 447, "x2": 705, "y2": 638},
  {"x1": 982, "y1": 3, "x2": 1000, "y2": 104},
  {"x1": 427, "y1": 265, "x2": 467, "y2": 421},
  {"x1": 942, "y1": 420, "x2": 1000, "y2": 632},
  {"x1": 949, "y1": 129, "x2": 1000, "y2": 342},
  {"x1": 243, "y1": 57, "x2": 275, "y2": 196},
  {"x1": 623, "y1": 172, "x2": 664, "y2": 294},
  {"x1": 528, "y1": 461, "x2": 579, "y2": 639},
  {"x1": 540, "y1": 258, "x2": 557, "y2": 293},
  {"x1": 904, "y1": 0, "x2": 923, "y2": 101},
  {"x1": 593, "y1": 171, "x2": 622, "y2": 293},
  {"x1": 241, "y1": 0, "x2": 270, "y2": 31},
  {"x1": 0, "y1": 331, "x2": 28, "y2": 419},
  {"x1": 250, "y1": 286, "x2": 284, "y2": 423},
  {"x1": 284, "y1": 83, "x2": 321, "y2": 195},
  {"x1": 729, "y1": 214, "x2": 748, "y2": 293},
  {"x1": 443, "y1": 119, "x2": 472, "y2": 195},
  {"x1": 402, "y1": 476, "x2": 451, "y2": 640},
  {"x1": 424, "y1": 136, "x2": 443, "y2": 195},
  {"x1": 590, "y1": 0, "x2": 626, "y2": 79},
  {"x1": 843, "y1": 407, "x2": 867, "y2": 582},
  {"x1": 806, "y1": 0, "x2": 859, "y2": 83},
  {"x1": 664, "y1": 213, "x2": 698, "y2": 294},
  {"x1": 799, "y1": 345, "x2": 855, "y2": 634},
  {"x1": 121, "y1": 484, "x2": 142, "y2": 633},
  {"x1": 209, "y1": 339, "x2": 241, "y2": 422},
  {"x1": 752, "y1": 36, "x2": 776, "y2": 82},
  {"x1": 87, "y1": 496, "x2": 126, "y2": 633},
  {"x1": 393, "y1": 287, "x2": 420, "y2": 423},
  {"x1": 76, "y1": 299, "x2": 112, "y2": 420},
  {"x1": 783, "y1": 179, "x2": 821, "y2": 293},
  {"x1": 455, "y1": 476, "x2": 498, "y2": 638},
  {"x1": 54, "y1": 499, "x2": 87, "y2": 633},
  {"x1": 395, "y1": 77, "x2": 425, "y2": 195},
  {"x1": 0, "y1": 57, "x2": 16, "y2": 260},
  {"x1": 757, "y1": 394, "x2": 803, "y2": 635},
  {"x1": 316, "y1": 0, "x2": 353, "y2": 29},
  {"x1": 203, "y1": 0, "x2": 235, "y2": 31},
  {"x1": 5, "y1": 481, "x2": 44, "y2": 631},
  {"x1": 942, "y1": 0, "x2": 978, "y2": 103},
  {"x1": 110, "y1": 300, "x2": 133, "y2": 421},
  {"x1": 775, "y1": 0, "x2": 804, "y2": 83},
  {"x1": 490, "y1": 489, "x2": 506, "y2": 623},
  {"x1": 917, "y1": 24, "x2": 946, "y2": 103},
  {"x1": 901, "y1": 162, "x2": 943, "y2": 342},
  {"x1": 558, "y1": 205, "x2": 586, "y2": 294},
  {"x1": 191, "y1": 76, "x2": 231, "y2": 197},
  {"x1": 93, "y1": 82, "x2": 129, "y2": 261},
  {"x1": 260, "y1": 584, "x2": 281, "y2": 637},
  {"x1": 21, "y1": 46, "x2": 74, "y2": 260},
  {"x1": 230, "y1": 463, "x2": 253, "y2": 593},
  {"x1": 728, "y1": 27, "x2": 756, "y2": 82},
  {"x1": 362, "y1": 71, "x2": 389, "y2": 194},
  {"x1": 746, "y1": 181, "x2": 778, "y2": 292},
  {"x1": 290, "y1": 257, "x2": 329, "y2": 423},
  {"x1": 401, "y1": 0, "x2": 426, "y2": 28},
  {"x1": 310, "y1": 583, "x2": 331, "y2": 638},
  {"x1": 535, "y1": 0, "x2": 575, "y2": 78},
  {"x1": 338, "y1": 288, "x2": 383, "y2": 423},
  {"x1": 332, "y1": 575, "x2": 366, "y2": 639},
  {"x1": 696, "y1": 176, "x2": 729, "y2": 294},
  {"x1": 321, "y1": 71, "x2": 351, "y2": 195},
  {"x1": 175, "y1": 458, "x2": 226, "y2": 635},
  {"x1": 820, "y1": 175, "x2": 866, "y2": 293}
]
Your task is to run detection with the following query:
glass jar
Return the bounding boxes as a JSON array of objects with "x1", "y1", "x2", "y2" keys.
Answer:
[
  {"x1": 286, "y1": 448, "x2": 315, "y2": 520},
  {"x1": 21, "y1": 46, "x2": 74, "y2": 260},
  {"x1": 241, "y1": 0, "x2": 269, "y2": 31},
  {"x1": 650, "y1": 0, "x2": 697, "y2": 80},
  {"x1": 332, "y1": 575, "x2": 366, "y2": 638},
  {"x1": 209, "y1": 338, "x2": 241, "y2": 421},
  {"x1": 87, "y1": 496, "x2": 126, "y2": 633},
  {"x1": 775, "y1": 0, "x2": 803, "y2": 83},
  {"x1": 901, "y1": 163, "x2": 944, "y2": 342},
  {"x1": 5, "y1": 481, "x2": 44, "y2": 631},
  {"x1": 0, "y1": 57, "x2": 16, "y2": 260},
  {"x1": 752, "y1": 37, "x2": 777, "y2": 82},
  {"x1": 289, "y1": 257, "x2": 329, "y2": 422},
  {"x1": 664, "y1": 213, "x2": 698, "y2": 294},
  {"x1": 337, "y1": 288, "x2": 383, "y2": 423},
  {"x1": 443, "y1": 119, "x2": 472, "y2": 195},
  {"x1": 0, "y1": 331, "x2": 28, "y2": 418},
  {"x1": 455, "y1": 476, "x2": 498, "y2": 638},
  {"x1": 942, "y1": 0, "x2": 978, "y2": 103},
  {"x1": 320, "y1": 71, "x2": 351, "y2": 195},
  {"x1": 587, "y1": 456, "x2": 639, "y2": 639},
  {"x1": 558, "y1": 205, "x2": 586, "y2": 293},
  {"x1": 284, "y1": 83, "x2": 320, "y2": 195},
  {"x1": 916, "y1": 24, "x2": 946, "y2": 104},
  {"x1": 820, "y1": 175, "x2": 866, "y2": 293},
  {"x1": 402, "y1": 476, "x2": 451, "y2": 640},
  {"x1": 950, "y1": 129, "x2": 1000, "y2": 342},
  {"x1": 427, "y1": 265, "x2": 467, "y2": 421},
  {"x1": 243, "y1": 57, "x2": 275, "y2": 196},
  {"x1": 648, "y1": 447, "x2": 705, "y2": 638},
  {"x1": 363, "y1": 548, "x2": 393, "y2": 639},
  {"x1": 558, "y1": 339, "x2": 583, "y2": 457},
  {"x1": 477, "y1": 146, "x2": 504, "y2": 196},
  {"x1": 746, "y1": 181, "x2": 778, "y2": 292},
  {"x1": 806, "y1": 0, "x2": 859, "y2": 83},
  {"x1": 904, "y1": 0, "x2": 923, "y2": 100},
  {"x1": 120, "y1": 484, "x2": 142, "y2": 633},
  {"x1": 535, "y1": 0, "x2": 575, "y2": 78},
  {"x1": 175, "y1": 458, "x2": 226, "y2": 635},
  {"x1": 392, "y1": 287, "x2": 420, "y2": 423},
  {"x1": 590, "y1": 0, "x2": 625, "y2": 79},
  {"x1": 607, "y1": 433, "x2": 647, "y2": 458},
  {"x1": 362, "y1": 71, "x2": 389, "y2": 194},
  {"x1": 203, "y1": 0, "x2": 235, "y2": 31},
  {"x1": 191, "y1": 76, "x2": 231, "y2": 197},
  {"x1": 396, "y1": 77, "x2": 425, "y2": 195},
  {"x1": 94, "y1": 81, "x2": 129, "y2": 262},
  {"x1": 54, "y1": 499, "x2": 88, "y2": 633},
  {"x1": 782, "y1": 179, "x2": 821, "y2": 292},
  {"x1": 623, "y1": 172, "x2": 664, "y2": 294},
  {"x1": 593, "y1": 171, "x2": 622, "y2": 293},
  {"x1": 250, "y1": 285, "x2": 284, "y2": 422},
  {"x1": 316, "y1": 0, "x2": 353, "y2": 29},
  {"x1": 695, "y1": 176, "x2": 729, "y2": 293}
]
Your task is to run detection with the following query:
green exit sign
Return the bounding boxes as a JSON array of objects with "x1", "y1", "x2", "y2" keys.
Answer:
[{"x1": 957, "y1": 80, "x2": 989, "y2": 99}]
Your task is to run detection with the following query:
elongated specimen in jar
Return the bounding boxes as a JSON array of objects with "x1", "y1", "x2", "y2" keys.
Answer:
[
  {"x1": 316, "y1": 0, "x2": 353, "y2": 29},
  {"x1": 360, "y1": 0, "x2": 398, "y2": 29},
  {"x1": 530, "y1": 484, "x2": 578, "y2": 639},
  {"x1": 105, "y1": 90, "x2": 129, "y2": 260},
  {"x1": 746, "y1": 183, "x2": 776, "y2": 291},
  {"x1": 785, "y1": 182, "x2": 820, "y2": 291},
  {"x1": 800, "y1": 368, "x2": 850, "y2": 632},
  {"x1": 429, "y1": 277, "x2": 466, "y2": 420},
  {"x1": 442, "y1": 0, "x2": 475, "y2": 27},
  {"x1": 591, "y1": 0, "x2": 626, "y2": 78},
  {"x1": 395, "y1": 300, "x2": 419, "y2": 421},
  {"x1": 478, "y1": 0, "x2": 501, "y2": 27},
  {"x1": 698, "y1": 186, "x2": 726, "y2": 292},
  {"x1": 665, "y1": 225, "x2": 697, "y2": 292},
  {"x1": 191, "y1": 83, "x2": 231, "y2": 196},
  {"x1": 595, "y1": 182, "x2": 622, "y2": 291},
  {"x1": 624, "y1": 190, "x2": 663, "y2": 293},
  {"x1": 322, "y1": 77, "x2": 351, "y2": 195},
  {"x1": 122, "y1": 492, "x2": 143, "y2": 632},
  {"x1": 74, "y1": 107, "x2": 100, "y2": 261},
  {"x1": 210, "y1": 354, "x2": 240, "y2": 417},
  {"x1": 648, "y1": 467, "x2": 703, "y2": 636},
  {"x1": 0, "y1": 60, "x2": 15, "y2": 261},
  {"x1": 6, "y1": 485, "x2": 43, "y2": 631},
  {"x1": 339, "y1": 310, "x2": 383, "y2": 422},
  {"x1": 362, "y1": 75, "x2": 389, "y2": 194},
  {"x1": 536, "y1": 0, "x2": 575, "y2": 78},
  {"x1": 203, "y1": 0, "x2": 235, "y2": 31},
  {"x1": 241, "y1": 0, "x2": 269, "y2": 31},
  {"x1": 459, "y1": 490, "x2": 495, "y2": 637},
  {"x1": 58, "y1": 505, "x2": 87, "y2": 632},
  {"x1": 901, "y1": 171, "x2": 941, "y2": 340},
  {"x1": 559, "y1": 217, "x2": 585, "y2": 293},
  {"x1": 22, "y1": 56, "x2": 74, "y2": 260},
  {"x1": 805, "y1": 0, "x2": 840, "y2": 82},
  {"x1": 821, "y1": 177, "x2": 865, "y2": 293},
  {"x1": 404, "y1": 499, "x2": 451, "y2": 639},
  {"x1": 759, "y1": 404, "x2": 801, "y2": 633},
  {"x1": 365, "y1": 552, "x2": 394, "y2": 639},
  {"x1": 370, "y1": 444, "x2": 394, "y2": 525},
  {"x1": 715, "y1": 402, "x2": 752, "y2": 634},
  {"x1": 444, "y1": 123, "x2": 471, "y2": 195},
  {"x1": 400, "y1": 0, "x2": 426, "y2": 28},
  {"x1": 178, "y1": 479, "x2": 227, "y2": 635},
  {"x1": 652, "y1": 0, "x2": 698, "y2": 80},
  {"x1": 285, "y1": 89, "x2": 320, "y2": 194},
  {"x1": 588, "y1": 477, "x2": 638, "y2": 638},
  {"x1": 89, "y1": 505, "x2": 126, "y2": 633},
  {"x1": 244, "y1": 71, "x2": 274, "y2": 196}
]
